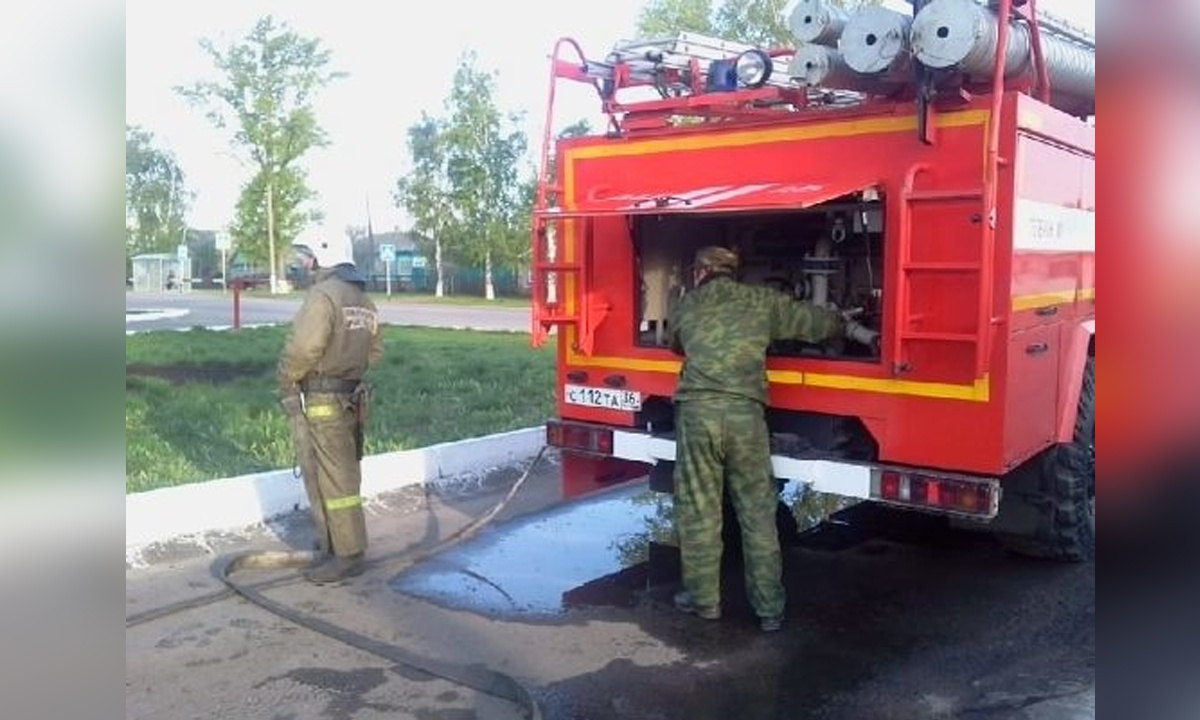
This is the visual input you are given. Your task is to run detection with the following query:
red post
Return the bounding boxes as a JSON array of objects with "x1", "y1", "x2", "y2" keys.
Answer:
[{"x1": 232, "y1": 281, "x2": 242, "y2": 330}]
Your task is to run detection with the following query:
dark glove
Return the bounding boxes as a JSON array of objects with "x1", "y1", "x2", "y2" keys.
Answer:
[{"x1": 280, "y1": 393, "x2": 304, "y2": 418}]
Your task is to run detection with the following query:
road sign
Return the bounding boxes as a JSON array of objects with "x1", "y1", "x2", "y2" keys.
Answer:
[
  {"x1": 176, "y1": 244, "x2": 189, "y2": 261},
  {"x1": 379, "y1": 244, "x2": 396, "y2": 263},
  {"x1": 214, "y1": 232, "x2": 232, "y2": 251}
]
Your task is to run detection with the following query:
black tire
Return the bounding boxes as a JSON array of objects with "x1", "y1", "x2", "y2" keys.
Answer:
[{"x1": 998, "y1": 356, "x2": 1095, "y2": 562}]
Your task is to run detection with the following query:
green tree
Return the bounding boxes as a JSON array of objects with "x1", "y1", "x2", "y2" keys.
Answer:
[
  {"x1": 185, "y1": 229, "x2": 220, "y2": 282},
  {"x1": 545, "y1": 118, "x2": 592, "y2": 184},
  {"x1": 177, "y1": 15, "x2": 343, "y2": 293},
  {"x1": 394, "y1": 113, "x2": 455, "y2": 297},
  {"x1": 229, "y1": 165, "x2": 316, "y2": 270},
  {"x1": 637, "y1": 0, "x2": 879, "y2": 47},
  {"x1": 395, "y1": 53, "x2": 535, "y2": 300},
  {"x1": 636, "y1": 0, "x2": 716, "y2": 38},
  {"x1": 442, "y1": 52, "x2": 529, "y2": 300},
  {"x1": 558, "y1": 118, "x2": 593, "y2": 139},
  {"x1": 126, "y1": 124, "x2": 189, "y2": 262},
  {"x1": 714, "y1": 0, "x2": 792, "y2": 47}
]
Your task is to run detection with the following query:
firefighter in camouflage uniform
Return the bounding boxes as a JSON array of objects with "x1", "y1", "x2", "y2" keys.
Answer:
[
  {"x1": 278, "y1": 228, "x2": 384, "y2": 585},
  {"x1": 667, "y1": 245, "x2": 877, "y2": 631}
]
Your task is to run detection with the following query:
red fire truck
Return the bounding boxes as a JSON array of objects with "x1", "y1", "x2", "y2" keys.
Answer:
[{"x1": 531, "y1": 0, "x2": 1095, "y2": 561}]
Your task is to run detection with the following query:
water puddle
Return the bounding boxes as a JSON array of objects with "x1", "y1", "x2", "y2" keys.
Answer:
[
  {"x1": 392, "y1": 476, "x2": 873, "y2": 618},
  {"x1": 392, "y1": 482, "x2": 672, "y2": 617}
]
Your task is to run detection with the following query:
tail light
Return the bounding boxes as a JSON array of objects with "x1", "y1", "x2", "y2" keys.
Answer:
[
  {"x1": 872, "y1": 469, "x2": 1000, "y2": 519},
  {"x1": 546, "y1": 420, "x2": 614, "y2": 456}
]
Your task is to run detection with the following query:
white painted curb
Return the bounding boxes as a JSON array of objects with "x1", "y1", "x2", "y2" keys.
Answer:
[
  {"x1": 125, "y1": 308, "x2": 190, "y2": 323},
  {"x1": 125, "y1": 426, "x2": 545, "y2": 551},
  {"x1": 126, "y1": 322, "x2": 281, "y2": 336}
]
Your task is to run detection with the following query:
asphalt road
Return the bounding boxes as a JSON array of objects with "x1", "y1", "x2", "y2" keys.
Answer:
[
  {"x1": 126, "y1": 457, "x2": 1111, "y2": 720},
  {"x1": 126, "y1": 291, "x2": 531, "y2": 333}
]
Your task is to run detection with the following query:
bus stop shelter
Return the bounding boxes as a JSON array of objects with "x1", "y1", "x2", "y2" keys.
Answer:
[{"x1": 130, "y1": 253, "x2": 189, "y2": 293}]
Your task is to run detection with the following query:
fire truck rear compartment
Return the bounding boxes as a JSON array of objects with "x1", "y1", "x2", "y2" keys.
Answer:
[
  {"x1": 634, "y1": 191, "x2": 884, "y2": 362},
  {"x1": 626, "y1": 192, "x2": 886, "y2": 464}
]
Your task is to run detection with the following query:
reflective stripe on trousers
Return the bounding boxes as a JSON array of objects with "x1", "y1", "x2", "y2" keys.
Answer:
[
  {"x1": 304, "y1": 403, "x2": 343, "y2": 419},
  {"x1": 325, "y1": 495, "x2": 362, "y2": 511}
]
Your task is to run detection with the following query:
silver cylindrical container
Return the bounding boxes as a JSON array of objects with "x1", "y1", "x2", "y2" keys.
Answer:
[
  {"x1": 789, "y1": 0, "x2": 849, "y2": 47},
  {"x1": 911, "y1": 0, "x2": 1094, "y2": 102},
  {"x1": 839, "y1": 5, "x2": 913, "y2": 77}
]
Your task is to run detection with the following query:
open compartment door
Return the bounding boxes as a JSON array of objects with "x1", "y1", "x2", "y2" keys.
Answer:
[
  {"x1": 539, "y1": 176, "x2": 884, "y2": 219},
  {"x1": 530, "y1": 170, "x2": 888, "y2": 360}
]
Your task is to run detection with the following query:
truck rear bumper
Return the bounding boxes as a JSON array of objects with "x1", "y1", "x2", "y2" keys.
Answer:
[
  {"x1": 611, "y1": 429, "x2": 874, "y2": 500},
  {"x1": 546, "y1": 420, "x2": 1001, "y2": 520}
]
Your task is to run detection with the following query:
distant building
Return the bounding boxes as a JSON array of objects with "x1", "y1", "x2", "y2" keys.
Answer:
[{"x1": 130, "y1": 253, "x2": 188, "y2": 292}]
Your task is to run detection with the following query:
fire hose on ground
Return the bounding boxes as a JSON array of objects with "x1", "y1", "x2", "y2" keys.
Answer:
[{"x1": 127, "y1": 446, "x2": 550, "y2": 720}]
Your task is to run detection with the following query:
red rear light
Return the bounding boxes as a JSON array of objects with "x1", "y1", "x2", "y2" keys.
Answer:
[
  {"x1": 596, "y1": 430, "x2": 613, "y2": 454},
  {"x1": 925, "y1": 479, "x2": 941, "y2": 506},
  {"x1": 872, "y1": 468, "x2": 999, "y2": 519},
  {"x1": 545, "y1": 420, "x2": 614, "y2": 456},
  {"x1": 881, "y1": 471, "x2": 901, "y2": 500}
]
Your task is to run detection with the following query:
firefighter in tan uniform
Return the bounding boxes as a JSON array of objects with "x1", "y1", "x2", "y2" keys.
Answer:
[{"x1": 278, "y1": 228, "x2": 384, "y2": 584}]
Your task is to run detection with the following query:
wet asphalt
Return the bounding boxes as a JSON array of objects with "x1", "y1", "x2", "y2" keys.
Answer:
[
  {"x1": 394, "y1": 484, "x2": 1097, "y2": 720},
  {"x1": 125, "y1": 456, "x2": 1132, "y2": 720}
]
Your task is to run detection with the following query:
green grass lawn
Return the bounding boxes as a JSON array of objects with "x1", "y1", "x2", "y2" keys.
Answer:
[{"x1": 126, "y1": 326, "x2": 555, "y2": 493}]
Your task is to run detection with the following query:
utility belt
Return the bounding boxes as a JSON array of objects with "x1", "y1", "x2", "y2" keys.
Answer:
[
  {"x1": 298, "y1": 377, "x2": 371, "y2": 460},
  {"x1": 300, "y1": 377, "x2": 362, "y2": 394}
]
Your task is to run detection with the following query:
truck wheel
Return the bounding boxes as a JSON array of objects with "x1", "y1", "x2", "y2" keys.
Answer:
[{"x1": 998, "y1": 357, "x2": 1095, "y2": 562}]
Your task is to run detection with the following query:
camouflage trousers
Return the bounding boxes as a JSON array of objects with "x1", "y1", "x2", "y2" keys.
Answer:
[
  {"x1": 673, "y1": 396, "x2": 784, "y2": 619},
  {"x1": 289, "y1": 392, "x2": 367, "y2": 558}
]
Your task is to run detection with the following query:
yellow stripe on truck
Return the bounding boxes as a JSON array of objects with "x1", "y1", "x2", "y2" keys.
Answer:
[
  {"x1": 1012, "y1": 288, "x2": 1095, "y2": 312},
  {"x1": 563, "y1": 345, "x2": 991, "y2": 402},
  {"x1": 566, "y1": 110, "x2": 990, "y2": 160}
]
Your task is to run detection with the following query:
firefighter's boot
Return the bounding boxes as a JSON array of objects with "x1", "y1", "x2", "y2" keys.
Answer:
[{"x1": 304, "y1": 552, "x2": 365, "y2": 585}]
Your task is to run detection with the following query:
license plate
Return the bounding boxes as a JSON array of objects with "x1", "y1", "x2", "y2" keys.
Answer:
[{"x1": 564, "y1": 384, "x2": 643, "y2": 411}]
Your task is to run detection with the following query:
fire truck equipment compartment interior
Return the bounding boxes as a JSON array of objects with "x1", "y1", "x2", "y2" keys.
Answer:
[{"x1": 635, "y1": 187, "x2": 884, "y2": 362}]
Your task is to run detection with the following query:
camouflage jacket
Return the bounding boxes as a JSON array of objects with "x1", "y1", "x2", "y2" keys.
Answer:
[
  {"x1": 278, "y1": 266, "x2": 384, "y2": 396},
  {"x1": 667, "y1": 274, "x2": 844, "y2": 405}
]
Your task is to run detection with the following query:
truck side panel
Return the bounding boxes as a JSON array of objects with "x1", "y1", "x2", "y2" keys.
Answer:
[{"x1": 1000, "y1": 94, "x2": 1096, "y2": 467}]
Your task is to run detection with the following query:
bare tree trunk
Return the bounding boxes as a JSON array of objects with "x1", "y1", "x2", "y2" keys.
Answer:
[
  {"x1": 484, "y1": 250, "x2": 495, "y2": 300},
  {"x1": 266, "y1": 175, "x2": 278, "y2": 294},
  {"x1": 434, "y1": 237, "x2": 444, "y2": 297}
]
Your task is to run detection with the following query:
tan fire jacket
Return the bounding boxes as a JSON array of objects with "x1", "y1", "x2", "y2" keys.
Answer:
[{"x1": 278, "y1": 268, "x2": 384, "y2": 395}]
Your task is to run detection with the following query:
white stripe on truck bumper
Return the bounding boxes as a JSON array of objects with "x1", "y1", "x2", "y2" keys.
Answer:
[{"x1": 611, "y1": 429, "x2": 872, "y2": 499}]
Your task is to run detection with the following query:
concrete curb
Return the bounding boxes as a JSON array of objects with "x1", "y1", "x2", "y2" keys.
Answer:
[
  {"x1": 125, "y1": 426, "x2": 545, "y2": 551},
  {"x1": 125, "y1": 322, "x2": 281, "y2": 336},
  {"x1": 125, "y1": 308, "x2": 190, "y2": 323}
]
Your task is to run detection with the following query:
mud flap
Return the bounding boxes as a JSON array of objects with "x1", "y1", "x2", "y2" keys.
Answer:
[{"x1": 649, "y1": 460, "x2": 675, "y2": 493}]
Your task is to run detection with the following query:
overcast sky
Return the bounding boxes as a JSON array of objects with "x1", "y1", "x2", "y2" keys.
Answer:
[{"x1": 125, "y1": 0, "x2": 1095, "y2": 235}]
